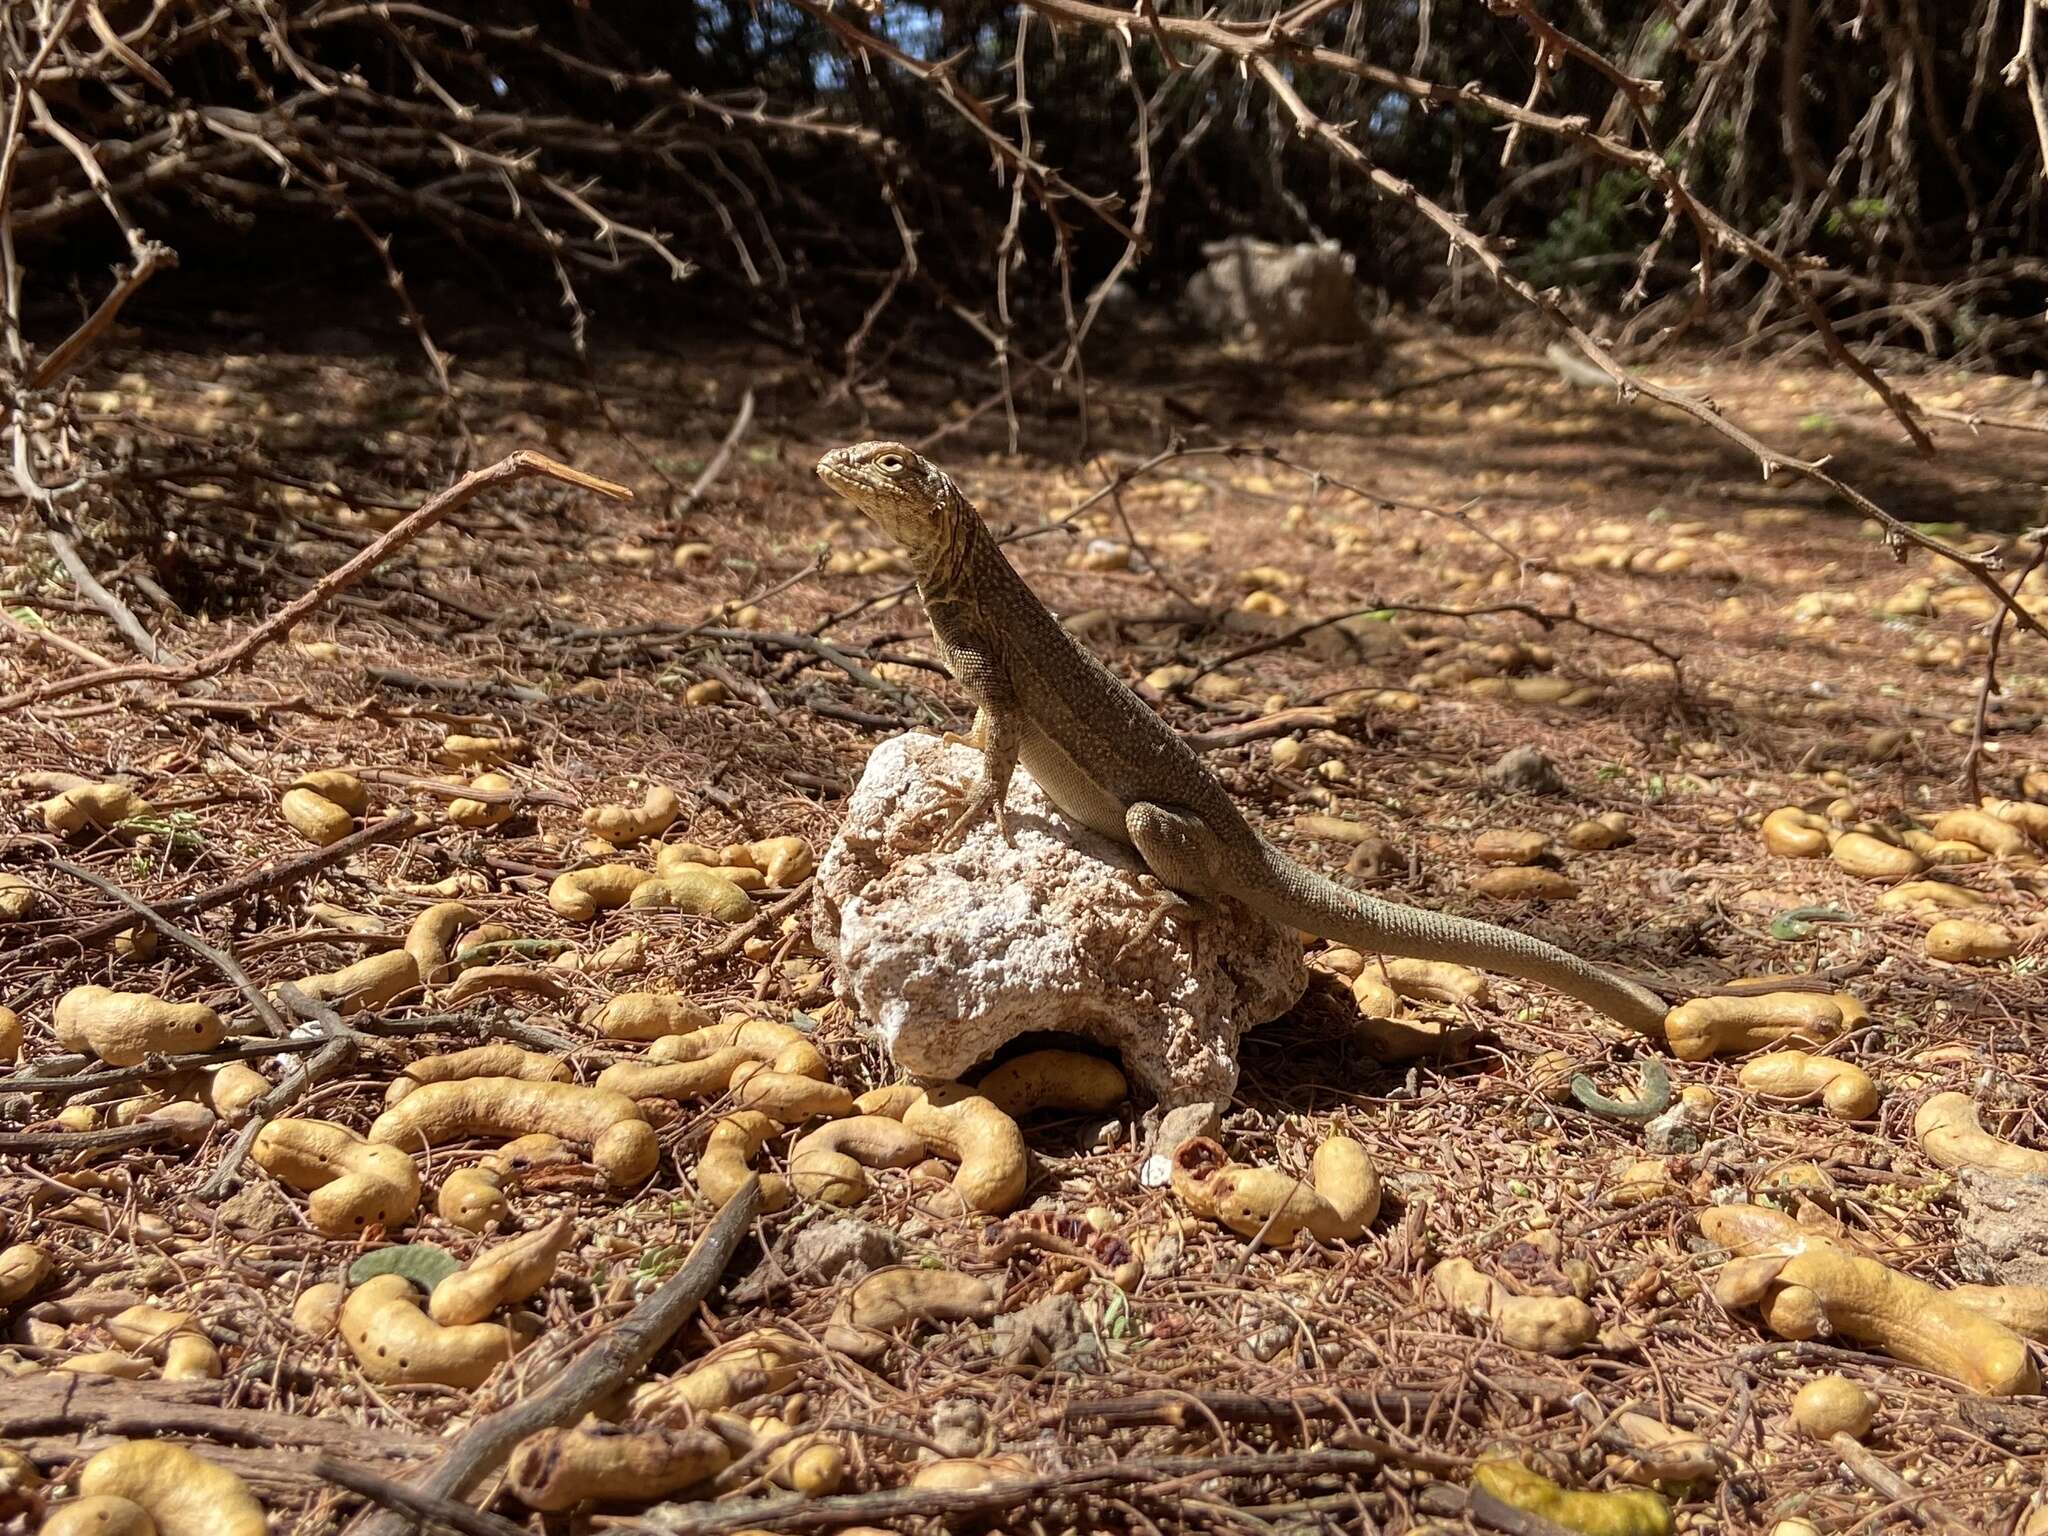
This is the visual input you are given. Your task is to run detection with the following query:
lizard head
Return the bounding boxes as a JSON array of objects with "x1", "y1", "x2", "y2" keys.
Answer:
[{"x1": 815, "y1": 441, "x2": 957, "y2": 557}]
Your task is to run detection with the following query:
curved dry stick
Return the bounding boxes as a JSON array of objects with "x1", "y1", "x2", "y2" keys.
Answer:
[
  {"x1": 0, "y1": 450, "x2": 630, "y2": 715},
  {"x1": 9, "y1": 809, "x2": 420, "y2": 965},
  {"x1": 47, "y1": 855, "x2": 289, "y2": 1037}
]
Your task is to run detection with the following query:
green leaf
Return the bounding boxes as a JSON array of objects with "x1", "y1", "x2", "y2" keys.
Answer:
[
  {"x1": 1102, "y1": 1289, "x2": 1132, "y2": 1339},
  {"x1": 348, "y1": 1243, "x2": 459, "y2": 1290}
]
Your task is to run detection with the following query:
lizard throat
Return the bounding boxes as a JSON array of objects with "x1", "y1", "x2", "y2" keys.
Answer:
[{"x1": 917, "y1": 486, "x2": 982, "y2": 598}]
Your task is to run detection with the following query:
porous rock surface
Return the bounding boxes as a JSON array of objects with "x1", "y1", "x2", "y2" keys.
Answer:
[
  {"x1": 813, "y1": 732, "x2": 1306, "y2": 1106},
  {"x1": 1953, "y1": 1168, "x2": 2048, "y2": 1286}
]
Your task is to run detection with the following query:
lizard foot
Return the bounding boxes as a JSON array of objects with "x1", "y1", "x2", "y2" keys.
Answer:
[
  {"x1": 930, "y1": 783, "x2": 1011, "y2": 854},
  {"x1": 1115, "y1": 882, "x2": 1212, "y2": 964},
  {"x1": 898, "y1": 785, "x2": 971, "y2": 847}
]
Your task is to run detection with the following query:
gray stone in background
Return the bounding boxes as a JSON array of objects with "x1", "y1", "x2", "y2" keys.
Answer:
[{"x1": 1182, "y1": 237, "x2": 1373, "y2": 351}]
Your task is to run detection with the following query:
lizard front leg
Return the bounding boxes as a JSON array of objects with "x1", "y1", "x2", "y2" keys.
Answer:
[
  {"x1": 941, "y1": 707, "x2": 990, "y2": 754},
  {"x1": 926, "y1": 627, "x2": 1021, "y2": 852}
]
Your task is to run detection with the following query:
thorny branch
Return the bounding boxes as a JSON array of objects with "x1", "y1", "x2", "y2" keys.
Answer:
[{"x1": 0, "y1": 450, "x2": 630, "y2": 715}]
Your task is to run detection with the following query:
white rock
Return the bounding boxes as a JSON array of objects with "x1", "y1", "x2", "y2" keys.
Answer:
[
  {"x1": 813, "y1": 733, "x2": 1305, "y2": 1108},
  {"x1": 1182, "y1": 237, "x2": 1372, "y2": 351}
]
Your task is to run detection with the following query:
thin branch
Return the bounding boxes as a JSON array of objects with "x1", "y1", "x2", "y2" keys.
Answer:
[
  {"x1": 345, "y1": 1176, "x2": 764, "y2": 1536},
  {"x1": 0, "y1": 450, "x2": 630, "y2": 714},
  {"x1": 675, "y1": 387, "x2": 756, "y2": 517},
  {"x1": 43, "y1": 529, "x2": 179, "y2": 664},
  {"x1": 45, "y1": 856, "x2": 289, "y2": 1037}
]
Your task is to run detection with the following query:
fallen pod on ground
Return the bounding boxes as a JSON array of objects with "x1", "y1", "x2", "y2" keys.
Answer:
[
  {"x1": 289, "y1": 949, "x2": 419, "y2": 1014},
  {"x1": 1169, "y1": 1134, "x2": 1379, "y2": 1243},
  {"x1": 824, "y1": 1264, "x2": 1001, "y2": 1359},
  {"x1": 1761, "y1": 807, "x2": 1830, "y2": 858},
  {"x1": 0, "y1": 875, "x2": 34, "y2": 922},
  {"x1": 1430, "y1": 1257, "x2": 1599, "y2": 1355},
  {"x1": 547, "y1": 864, "x2": 647, "y2": 921},
  {"x1": 281, "y1": 782, "x2": 355, "y2": 845},
  {"x1": 0, "y1": 1244, "x2": 52, "y2": 1305},
  {"x1": 1789, "y1": 1375, "x2": 1877, "y2": 1441},
  {"x1": 587, "y1": 990, "x2": 717, "y2": 1041},
  {"x1": 340, "y1": 1273, "x2": 519, "y2": 1387},
  {"x1": 1924, "y1": 918, "x2": 2019, "y2": 963},
  {"x1": 61, "y1": 1441, "x2": 265, "y2": 1536},
  {"x1": 728, "y1": 1069, "x2": 851, "y2": 1125},
  {"x1": 41, "y1": 781, "x2": 148, "y2": 836},
  {"x1": 1736, "y1": 1051, "x2": 1880, "y2": 1120},
  {"x1": 858, "y1": 1082, "x2": 1030, "y2": 1215},
  {"x1": 52, "y1": 986, "x2": 224, "y2": 1065},
  {"x1": 402, "y1": 900, "x2": 475, "y2": 984},
  {"x1": 1830, "y1": 830, "x2": 1924, "y2": 879},
  {"x1": 1471, "y1": 1454, "x2": 1672, "y2": 1536},
  {"x1": 1914, "y1": 1092, "x2": 2048, "y2": 1175},
  {"x1": 252, "y1": 1118, "x2": 422, "y2": 1235},
  {"x1": 509, "y1": 1422, "x2": 730, "y2": 1510},
  {"x1": 971, "y1": 1049, "x2": 1128, "y2": 1118},
  {"x1": 908, "y1": 1454, "x2": 1035, "y2": 1492},
  {"x1": 447, "y1": 771, "x2": 518, "y2": 829},
  {"x1": 437, "y1": 1166, "x2": 512, "y2": 1231},
  {"x1": 630, "y1": 1328, "x2": 810, "y2": 1420},
  {"x1": 105, "y1": 1303, "x2": 220, "y2": 1381},
  {"x1": 370, "y1": 1078, "x2": 657, "y2": 1187},
  {"x1": 696, "y1": 1110, "x2": 793, "y2": 1212},
  {"x1": 1662, "y1": 992, "x2": 1846, "y2": 1061},
  {"x1": 581, "y1": 784, "x2": 681, "y2": 845},
  {"x1": 728, "y1": 1416, "x2": 844, "y2": 1498},
  {"x1": 1700, "y1": 1203, "x2": 2038, "y2": 1395},
  {"x1": 428, "y1": 1214, "x2": 574, "y2": 1325},
  {"x1": 1930, "y1": 806, "x2": 2031, "y2": 859},
  {"x1": 628, "y1": 867, "x2": 754, "y2": 921},
  {"x1": 788, "y1": 1115, "x2": 926, "y2": 1204},
  {"x1": 386, "y1": 1042, "x2": 570, "y2": 1104},
  {"x1": 1875, "y1": 880, "x2": 1988, "y2": 913}
]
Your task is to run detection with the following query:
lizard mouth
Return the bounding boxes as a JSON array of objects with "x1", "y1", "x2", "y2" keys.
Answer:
[{"x1": 815, "y1": 451, "x2": 866, "y2": 498}]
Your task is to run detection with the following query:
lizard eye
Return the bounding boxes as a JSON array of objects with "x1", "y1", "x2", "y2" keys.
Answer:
[{"x1": 875, "y1": 453, "x2": 906, "y2": 474}]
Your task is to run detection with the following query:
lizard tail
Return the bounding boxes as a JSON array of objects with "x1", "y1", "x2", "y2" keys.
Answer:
[{"x1": 1246, "y1": 851, "x2": 1669, "y2": 1038}]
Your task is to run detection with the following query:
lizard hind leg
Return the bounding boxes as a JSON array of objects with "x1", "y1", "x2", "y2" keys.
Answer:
[
  {"x1": 1125, "y1": 801, "x2": 1229, "y2": 901},
  {"x1": 1119, "y1": 802, "x2": 1226, "y2": 959}
]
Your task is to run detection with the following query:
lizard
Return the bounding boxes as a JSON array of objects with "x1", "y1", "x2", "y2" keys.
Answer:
[{"x1": 815, "y1": 440, "x2": 1669, "y2": 1109}]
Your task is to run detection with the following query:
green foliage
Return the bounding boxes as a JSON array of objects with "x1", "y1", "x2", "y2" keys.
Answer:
[
  {"x1": 1824, "y1": 197, "x2": 1891, "y2": 237},
  {"x1": 1523, "y1": 172, "x2": 1649, "y2": 288}
]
